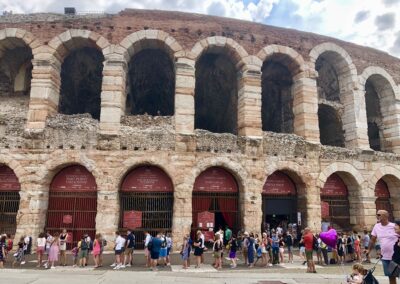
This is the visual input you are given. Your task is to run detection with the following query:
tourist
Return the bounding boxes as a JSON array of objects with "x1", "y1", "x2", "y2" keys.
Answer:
[
  {"x1": 59, "y1": 229, "x2": 67, "y2": 266},
  {"x1": 71, "y1": 245, "x2": 78, "y2": 267},
  {"x1": 193, "y1": 230, "x2": 204, "y2": 268},
  {"x1": 213, "y1": 232, "x2": 223, "y2": 270},
  {"x1": 23, "y1": 235, "x2": 32, "y2": 262},
  {"x1": 112, "y1": 231, "x2": 125, "y2": 270},
  {"x1": 354, "y1": 234, "x2": 362, "y2": 262},
  {"x1": 337, "y1": 232, "x2": 345, "y2": 264},
  {"x1": 366, "y1": 210, "x2": 399, "y2": 284},
  {"x1": 316, "y1": 234, "x2": 323, "y2": 265},
  {"x1": 279, "y1": 234, "x2": 285, "y2": 264},
  {"x1": 271, "y1": 232, "x2": 280, "y2": 265},
  {"x1": 228, "y1": 234, "x2": 238, "y2": 268},
  {"x1": 144, "y1": 231, "x2": 152, "y2": 267},
  {"x1": 166, "y1": 232, "x2": 172, "y2": 266},
  {"x1": 43, "y1": 231, "x2": 53, "y2": 269},
  {"x1": 48, "y1": 232, "x2": 60, "y2": 269},
  {"x1": 92, "y1": 233, "x2": 101, "y2": 268},
  {"x1": 99, "y1": 234, "x2": 107, "y2": 267},
  {"x1": 12, "y1": 236, "x2": 24, "y2": 267},
  {"x1": 85, "y1": 234, "x2": 92, "y2": 266},
  {"x1": 299, "y1": 232, "x2": 306, "y2": 265},
  {"x1": 247, "y1": 232, "x2": 255, "y2": 268},
  {"x1": 346, "y1": 231, "x2": 355, "y2": 262},
  {"x1": 36, "y1": 232, "x2": 46, "y2": 267},
  {"x1": 320, "y1": 239, "x2": 329, "y2": 266},
  {"x1": 123, "y1": 229, "x2": 135, "y2": 267},
  {"x1": 346, "y1": 263, "x2": 366, "y2": 284},
  {"x1": 242, "y1": 232, "x2": 249, "y2": 265},
  {"x1": 150, "y1": 233, "x2": 162, "y2": 271},
  {"x1": 225, "y1": 226, "x2": 232, "y2": 245},
  {"x1": 78, "y1": 235, "x2": 89, "y2": 268},
  {"x1": 200, "y1": 230, "x2": 206, "y2": 264},
  {"x1": 159, "y1": 232, "x2": 168, "y2": 266},
  {"x1": 303, "y1": 227, "x2": 316, "y2": 273},
  {"x1": 391, "y1": 220, "x2": 400, "y2": 277},
  {"x1": 0, "y1": 234, "x2": 6, "y2": 268},
  {"x1": 181, "y1": 234, "x2": 190, "y2": 269},
  {"x1": 362, "y1": 229, "x2": 371, "y2": 263},
  {"x1": 284, "y1": 231, "x2": 294, "y2": 263}
]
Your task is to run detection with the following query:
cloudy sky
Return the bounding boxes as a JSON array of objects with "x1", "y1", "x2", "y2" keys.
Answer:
[{"x1": 1, "y1": 0, "x2": 400, "y2": 58}]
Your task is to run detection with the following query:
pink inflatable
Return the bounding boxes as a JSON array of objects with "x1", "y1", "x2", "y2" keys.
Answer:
[{"x1": 319, "y1": 228, "x2": 337, "y2": 248}]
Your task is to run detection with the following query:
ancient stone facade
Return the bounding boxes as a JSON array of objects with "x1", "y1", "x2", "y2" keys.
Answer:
[{"x1": 0, "y1": 9, "x2": 400, "y2": 250}]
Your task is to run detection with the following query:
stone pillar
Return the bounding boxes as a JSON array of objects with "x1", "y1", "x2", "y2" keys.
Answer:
[
  {"x1": 292, "y1": 71, "x2": 320, "y2": 143},
  {"x1": 381, "y1": 99, "x2": 400, "y2": 153},
  {"x1": 237, "y1": 68, "x2": 262, "y2": 137},
  {"x1": 303, "y1": 186, "x2": 321, "y2": 232},
  {"x1": 175, "y1": 58, "x2": 195, "y2": 135},
  {"x1": 241, "y1": 181, "x2": 263, "y2": 234},
  {"x1": 95, "y1": 190, "x2": 119, "y2": 248},
  {"x1": 391, "y1": 196, "x2": 400, "y2": 220},
  {"x1": 349, "y1": 196, "x2": 376, "y2": 230},
  {"x1": 171, "y1": 184, "x2": 192, "y2": 251},
  {"x1": 99, "y1": 59, "x2": 127, "y2": 136},
  {"x1": 14, "y1": 185, "x2": 49, "y2": 248},
  {"x1": 26, "y1": 58, "x2": 61, "y2": 131}
]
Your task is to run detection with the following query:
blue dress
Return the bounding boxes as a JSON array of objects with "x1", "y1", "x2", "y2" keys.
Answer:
[{"x1": 247, "y1": 237, "x2": 255, "y2": 264}]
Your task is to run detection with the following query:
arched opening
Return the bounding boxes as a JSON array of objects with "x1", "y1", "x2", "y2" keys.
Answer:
[
  {"x1": 195, "y1": 52, "x2": 238, "y2": 134},
  {"x1": 262, "y1": 171, "x2": 299, "y2": 235},
  {"x1": 119, "y1": 166, "x2": 173, "y2": 249},
  {"x1": 0, "y1": 165, "x2": 21, "y2": 235},
  {"x1": 320, "y1": 173, "x2": 350, "y2": 230},
  {"x1": 316, "y1": 53, "x2": 345, "y2": 147},
  {"x1": 375, "y1": 179, "x2": 394, "y2": 221},
  {"x1": 59, "y1": 46, "x2": 104, "y2": 119},
  {"x1": 126, "y1": 49, "x2": 175, "y2": 116},
  {"x1": 45, "y1": 165, "x2": 97, "y2": 248},
  {"x1": 318, "y1": 104, "x2": 345, "y2": 147},
  {"x1": 192, "y1": 167, "x2": 239, "y2": 242},
  {"x1": 261, "y1": 58, "x2": 294, "y2": 133}
]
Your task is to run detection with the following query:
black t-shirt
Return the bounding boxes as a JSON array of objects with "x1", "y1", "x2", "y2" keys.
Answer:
[
  {"x1": 347, "y1": 237, "x2": 353, "y2": 248},
  {"x1": 230, "y1": 239, "x2": 238, "y2": 252},
  {"x1": 285, "y1": 235, "x2": 293, "y2": 246},
  {"x1": 127, "y1": 233, "x2": 135, "y2": 249},
  {"x1": 393, "y1": 239, "x2": 400, "y2": 264}
]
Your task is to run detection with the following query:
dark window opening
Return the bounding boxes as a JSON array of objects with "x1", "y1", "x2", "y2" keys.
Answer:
[
  {"x1": 316, "y1": 56, "x2": 340, "y2": 102},
  {"x1": 365, "y1": 80, "x2": 383, "y2": 151},
  {"x1": 195, "y1": 53, "x2": 237, "y2": 134},
  {"x1": 126, "y1": 49, "x2": 175, "y2": 116},
  {"x1": 59, "y1": 47, "x2": 104, "y2": 120},
  {"x1": 318, "y1": 104, "x2": 345, "y2": 147},
  {"x1": 261, "y1": 61, "x2": 294, "y2": 133}
]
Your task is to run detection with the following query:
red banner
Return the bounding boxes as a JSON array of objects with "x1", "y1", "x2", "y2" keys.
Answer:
[
  {"x1": 375, "y1": 179, "x2": 390, "y2": 198},
  {"x1": 321, "y1": 201, "x2": 330, "y2": 218},
  {"x1": 50, "y1": 165, "x2": 97, "y2": 192},
  {"x1": 263, "y1": 171, "x2": 296, "y2": 196},
  {"x1": 123, "y1": 210, "x2": 142, "y2": 229},
  {"x1": 63, "y1": 215, "x2": 73, "y2": 224},
  {"x1": 121, "y1": 166, "x2": 173, "y2": 192},
  {"x1": 194, "y1": 167, "x2": 238, "y2": 193},
  {"x1": 0, "y1": 165, "x2": 20, "y2": 191},
  {"x1": 321, "y1": 174, "x2": 348, "y2": 197},
  {"x1": 197, "y1": 211, "x2": 214, "y2": 228}
]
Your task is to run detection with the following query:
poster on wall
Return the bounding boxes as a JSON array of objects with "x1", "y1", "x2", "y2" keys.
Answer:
[
  {"x1": 123, "y1": 210, "x2": 142, "y2": 229},
  {"x1": 63, "y1": 215, "x2": 73, "y2": 224},
  {"x1": 198, "y1": 211, "x2": 214, "y2": 229}
]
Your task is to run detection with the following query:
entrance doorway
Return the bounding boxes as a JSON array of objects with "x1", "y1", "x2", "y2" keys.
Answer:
[
  {"x1": 262, "y1": 171, "x2": 297, "y2": 233},
  {"x1": 192, "y1": 167, "x2": 239, "y2": 242},
  {"x1": 45, "y1": 165, "x2": 97, "y2": 248},
  {"x1": 119, "y1": 166, "x2": 173, "y2": 249},
  {"x1": 375, "y1": 179, "x2": 393, "y2": 221},
  {"x1": 0, "y1": 165, "x2": 20, "y2": 236}
]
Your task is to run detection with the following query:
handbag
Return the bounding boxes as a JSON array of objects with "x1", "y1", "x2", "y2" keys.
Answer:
[{"x1": 388, "y1": 260, "x2": 400, "y2": 277}]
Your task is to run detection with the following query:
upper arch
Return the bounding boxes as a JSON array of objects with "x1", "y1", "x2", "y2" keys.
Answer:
[
  {"x1": 318, "y1": 162, "x2": 365, "y2": 190},
  {"x1": 0, "y1": 28, "x2": 41, "y2": 54},
  {"x1": 359, "y1": 66, "x2": 399, "y2": 100}
]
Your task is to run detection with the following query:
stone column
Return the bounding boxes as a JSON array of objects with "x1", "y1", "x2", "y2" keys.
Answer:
[
  {"x1": 292, "y1": 71, "x2": 320, "y2": 143},
  {"x1": 95, "y1": 190, "x2": 119, "y2": 248},
  {"x1": 14, "y1": 185, "x2": 49, "y2": 248},
  {"x1": 349, "y1": 196, "x2": 376, "y2": 230},
  {"x1": 241, "y1": 180, "x2": 263, "y2": 234},
  {"x1": 237, "y1": 67, "x2": 262, "y2": 137},
  {"x1": 171, "y1": 184, "x2": 193, "y2": 251},
  {"x1": 26, "y1": 58, "x2": 61, "y2": 131},
  {"x1": 175, "y1": 58, "x2": 195, "y2": 135},
  {"x1": 381, "y1": 99, "x2": 400, "y2": 153},
  {"x1": 99, "y1": 59, "x2": 127, "y2": 136},
  {"x1": 391, "y1": 196, "x2": 400, "y2": 220}
]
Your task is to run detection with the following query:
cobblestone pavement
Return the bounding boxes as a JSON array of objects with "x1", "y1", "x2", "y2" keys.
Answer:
[{"x1": 0, "y1": 251, "x2": 390, "y2": 284}]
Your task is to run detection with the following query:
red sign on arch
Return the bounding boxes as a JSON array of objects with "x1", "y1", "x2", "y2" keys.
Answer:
[
  {"x1": 50, "y1": 165, "x2": 97, "y2": 192},
  {"x1": 0, "y1": 165, "x2": 20, "y2": 191},
  {"x1": 121, "y1": 166, "x2": 173, "y2": 192},
  {"x1": 263, "y1": 171, "x2": 296, "y2": 196},
  {"x1": 194, "y1": 167, "x2": 238, "y2": 193},
  {"x1": 375, "y1": 179, "x2": 390, "y2": 198},
  {"x1": 321, "y1": 174, "x2": 348, "y2": 197}
]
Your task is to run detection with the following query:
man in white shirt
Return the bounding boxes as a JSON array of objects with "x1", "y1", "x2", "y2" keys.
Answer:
[
  {"x1": 113, "y1": 231, "x2": 126, "y2": 270},
  {"x1": 144, "y1": 231, "x2": 152, "y2": 267}
]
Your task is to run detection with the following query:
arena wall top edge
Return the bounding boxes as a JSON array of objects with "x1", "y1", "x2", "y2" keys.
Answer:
[{"x1": 0, "y1": 8, "x2": 399, "y2": 83}]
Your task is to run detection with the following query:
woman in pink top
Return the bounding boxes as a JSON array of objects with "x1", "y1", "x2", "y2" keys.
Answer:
[
  {"x1": 48, "y1": 232, "x2": 60, "y2": 269},
  {"x1": 92, "y1": 233, "x2": 101, "y2": 268}
]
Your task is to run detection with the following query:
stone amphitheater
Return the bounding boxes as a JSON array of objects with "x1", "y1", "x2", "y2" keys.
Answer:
[{"x1": 0, "y1": 8, "x2": 399, "y2": 249}]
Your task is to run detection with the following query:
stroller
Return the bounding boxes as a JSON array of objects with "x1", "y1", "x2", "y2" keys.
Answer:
[{"x1": 362, "y1": 259, "x2": 380, "y2": 284}]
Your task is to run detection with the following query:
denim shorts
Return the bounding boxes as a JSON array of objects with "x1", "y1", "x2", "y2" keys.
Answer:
[{"x1": 381, "y1": 259, "x2": 391, "y2": 277}]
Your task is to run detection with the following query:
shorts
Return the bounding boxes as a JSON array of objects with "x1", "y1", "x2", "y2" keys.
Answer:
[
  {"x1": 305, "y1": 250, "x2": 313, "y2": 261},
  {"x1": 279, "y1": 248, "x2": 284, "y2": 254},
  {"x1": 79, "y1": 250, "x2": 88, "y2": 258},
  {"x1": 229, "y1": 251, "x2": 236, "y2": 259},
  {"x1": 124, "y1": 248, "x2": 134, "y2": 255},
  {"x1": 150, "y1": 251, "x2": 160, "y2": 260},
  {"x1": 115, "y1": 249, "x2": 123, "y2": 255},
  {"x1": 287, "y1": 245, "x2": 292, "y2": 253},
  {"x1": 167, "y1": 247, "x2": 171, "y2": 256},
  {"x1": 381, "y1": 259, "x2": 392, "y2": 277},
  {"x1": 300, "y1": 247, "x2": 305, "y2": 254},
  {"x1": 36, "y1": 246, "x2": 45, "y2": 255}
]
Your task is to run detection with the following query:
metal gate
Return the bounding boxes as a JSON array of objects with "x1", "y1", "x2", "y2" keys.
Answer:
[
  {"x1": 45, "y1": 165, "x2": 97, "y2": 248},
  {"x1": 0, "y1": 165, "x2": 21, "y2": 235},
  {"x1": 119, "y1": 166, "x2": 173, "y2": 249},
  {"x1": 375, "y1": 179, "x2": 393, "y2": 221}
]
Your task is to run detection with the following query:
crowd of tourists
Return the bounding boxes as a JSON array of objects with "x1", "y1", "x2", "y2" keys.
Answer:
[{"x1": 0, "y1": 210, "x2": 399, "y2": 283}]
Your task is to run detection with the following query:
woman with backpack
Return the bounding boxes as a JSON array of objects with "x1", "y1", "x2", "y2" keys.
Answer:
[
  {"x1": 213, "y1": 232, "x2": 223, "y2": 270},
  {"x1": 159, "y1": 232, "x2": 168, "y2": 266},
  {"x1": 78, "y1": 235, "x2": 89, "y2": 267}
]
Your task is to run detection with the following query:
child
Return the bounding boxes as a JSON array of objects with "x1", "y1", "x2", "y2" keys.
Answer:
[
  {"x1": 180, "y1": 234, "x2": 190, "y2": 269},
  {"x1": 228, "y1": 235, "x2": 238, "y2": 268},
  {"x1": 71, "y1": 246, "x2": 78, "y2": 267},
  {"x1": 12, "y1": 237, "x2": 24, "y2": 267},
  {"x1": 347, "y1": 263, "x2": 366, "y2": 284}
]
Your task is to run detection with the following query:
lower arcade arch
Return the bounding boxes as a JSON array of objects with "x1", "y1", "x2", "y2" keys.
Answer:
[
  {"x1": 45, "y1": 165, "x2": 97, "y2": 248},
  {"x1": 192, "y1": 167, "x2": 240, "y2": 242},
  {"x1": 0, "y1": 165, "x2": 21, "y2": 235},
  {"x1": 119, "y1": 166, "x2": 174, "y2": 249}
]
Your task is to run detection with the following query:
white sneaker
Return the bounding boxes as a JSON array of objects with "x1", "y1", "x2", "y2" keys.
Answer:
[
  {"x1": 44, "y1": 263, "x2": 48, "y2": 269},
  {"x1": 126, "y1": 264, "x2": 131, "y2": 267},
  {"x1": 51, "y1": 266, "x2": 55, "y2": 269},
  {"x1": 110, "y1": 263, "x2": 116, "y2": 267},
  {"x1": 21, "y1": 261, "x2": 26, "y2": 265},
  {"x1": 113, "y1": 265, "x2": 121, "y2": 270},
  {"x1": 120, "y1": 265, "x2": 126, "y2": 269}
]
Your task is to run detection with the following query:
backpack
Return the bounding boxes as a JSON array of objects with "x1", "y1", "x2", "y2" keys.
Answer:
[
  {"x1": 161, "y1": 237, "x2": 167, "y2": 248},
  {"x1": 131, "y1": 234, "x2": 136, "y2": 248},
  {"x1": 89, "y1": 240, "x2": 94, "y2": 251},
  {"x1": 147, "y1": 239, "x2": 153, "y2": 251},
  {"x1": 80, "y1": 240, "x2": 89, "y2": 250}
]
